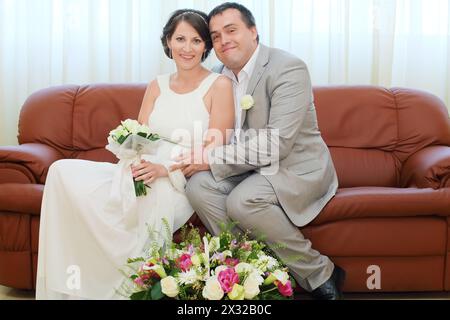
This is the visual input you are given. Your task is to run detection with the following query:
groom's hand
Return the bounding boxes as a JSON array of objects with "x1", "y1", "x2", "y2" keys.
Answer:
[
  {"x1": 176, "y1": 163, "x2": 209, "y2": 177},
  {"x1": 170, "y1": 148, "x2": 210, "y2": 177}
]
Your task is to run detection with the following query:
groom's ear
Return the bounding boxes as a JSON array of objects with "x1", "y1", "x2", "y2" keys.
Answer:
[{"x1": 250, "y1": 26, "x2": 258, "y2": 41}]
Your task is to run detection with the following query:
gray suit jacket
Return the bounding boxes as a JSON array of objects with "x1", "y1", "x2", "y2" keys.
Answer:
[{"x1": 209, "y1": 44, "x2": 338, "y2": 227}]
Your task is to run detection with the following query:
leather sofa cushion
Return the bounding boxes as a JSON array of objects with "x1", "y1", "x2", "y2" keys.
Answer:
[
  {"x1": 315, "y1": 86, "x2": 398, "y2": 151},
  {"x1": 392, "y1": 88, "x2": 450, "y2": 162},
  {"x1": 18, "y1": 85, "x2": 79, "y2": 155},
  {"x1": 0, "y1": 163, "x2": 36, "y2": 184},
  {"x1": 72, "y1": 148, "x2": 118, "y2": 163},
  {"x1": 311, "y1": 186, "x2": 450, "y2": 225},
  {"x1": 72, "y1": 84, "x2": 145, "y2": 150},
  {"x1": 314, "y1": 86, "x2": 450, "y2": 187},
  {"x1": 0, "y1": 212, "x2": 30, "y2": 252},
  {"x1": 330, "y1": 147, "x2": 400, "y2": 188},
  {"x1": 303, "y1": 217, "x2": 447, "y2": 256},
  {"x1": 332, "y1": 256, "x2": 444, "y2": 292}
]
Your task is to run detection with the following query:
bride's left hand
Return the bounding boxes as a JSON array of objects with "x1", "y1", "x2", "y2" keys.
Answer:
[{"x1": 131, "y1": 160, "x2": 168, "y2": 185}]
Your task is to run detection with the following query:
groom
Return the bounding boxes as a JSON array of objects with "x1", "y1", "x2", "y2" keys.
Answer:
[{"x1": 173, "y1": 2, "x2": 344, "y2": 299}]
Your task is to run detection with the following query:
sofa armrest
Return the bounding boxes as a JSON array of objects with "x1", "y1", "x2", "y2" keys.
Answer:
[
  {"x1": 0, "y1": 183, "x2": 44, "y2": 215},
  {"x1": 400, "y1": 145, "x2": 450, "y2": 189},
  {"x1": 0, "y1": 143, "x2": 64, "y2": 184}
]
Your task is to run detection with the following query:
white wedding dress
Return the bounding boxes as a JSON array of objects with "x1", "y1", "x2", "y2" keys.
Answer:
[{"x1": 36, "y1": 72, "x2": 220, "y2": 300}]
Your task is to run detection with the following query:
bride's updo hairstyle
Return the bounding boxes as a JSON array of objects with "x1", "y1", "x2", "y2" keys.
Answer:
[{"x1": 161, "y1": 9, "x2": 212, "y2": 62}]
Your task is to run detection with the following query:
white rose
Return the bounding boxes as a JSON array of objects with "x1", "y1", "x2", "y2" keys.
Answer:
[
  {"x1": 202, "y1": 276, "x2": 224, "y2": 300},
  {"x1": 110, "y1": 126, "x2": 128, "y2": 139},
  {"x1": 235, "y1": 262, "x2": 253, "y2": 274},
  {"x1": 240, "y1": 94, "x2": 254, "y2": 110},
  {"x1": 243, "y1": 274, "x2": 261, "y2": 299},
  {"x1": 108, "y1": 126, "x2": 120, "y2": 137},
  {"x1": 249, "y1": 271, "x2": 264, "y2": 285},
  {"x1": 160, "y1": 276, "x2": 179, "y2": 298},
  {"x1": 121, "y1": 119, "x2": 140, "y2": 134},
  {"x1": 138, "y1": 124, "x2": 151, "y2": 136}
]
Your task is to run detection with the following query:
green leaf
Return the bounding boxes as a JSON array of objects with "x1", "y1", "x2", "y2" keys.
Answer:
[
  {"x1": 150, "y1": 281, "x2": 164, "y2": 300},
  {"x1": 148, "y1": 133, "x2": 160, "y2": 141},
  {"x1": 137, "y1": 132, "x2": 147, "y2": 138},
  {"x1": 117, "y1": 134, "x2": 131, "y2": 144},
  {"x1": 130, "y1": 290, "x2": 147, "y2": 300},
  {"x1": 248, "y1": 252, "x2": 258, "y2": 260},
  {"x1": 127, "y1": 257, "x2": 145, "y2": 264},
  {"x1": 134, "y1": 180, "x2": 147, "y2": 197}
]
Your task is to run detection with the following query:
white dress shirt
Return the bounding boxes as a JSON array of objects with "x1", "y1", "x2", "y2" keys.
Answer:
[{"x1": 222, "y1": 45, "x2": 261, "y2": 141}]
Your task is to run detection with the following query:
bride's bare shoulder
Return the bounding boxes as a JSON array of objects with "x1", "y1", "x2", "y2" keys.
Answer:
[
  {"x1": 211, "y1": 74, "x2": 232, "y2": 92},
  {"x1": 138, "y1": 79, "x2": 161, "y2": 124},
  {"x1": 146, "y1": 78, "x2": 161, "y2": 98}
]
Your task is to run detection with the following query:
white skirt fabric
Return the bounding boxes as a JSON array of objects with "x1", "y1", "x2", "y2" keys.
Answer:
[{"x1": 35, "y1": 156, "x2": 194, "y2": 300}]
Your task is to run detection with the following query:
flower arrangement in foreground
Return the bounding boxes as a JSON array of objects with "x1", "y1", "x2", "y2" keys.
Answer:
[{"x1": 119, "y1": 222, "x2": 296, "y2": 300}]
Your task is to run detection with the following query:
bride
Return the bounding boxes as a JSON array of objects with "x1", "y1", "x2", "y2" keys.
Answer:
[{"x1": 36, "y1": 9, "x2": 234, "y2": 300}]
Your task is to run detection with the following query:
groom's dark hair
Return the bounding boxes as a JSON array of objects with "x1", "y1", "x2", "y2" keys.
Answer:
[{"x1": 208, "y1": 2, "x2": 259, "y2": 43}]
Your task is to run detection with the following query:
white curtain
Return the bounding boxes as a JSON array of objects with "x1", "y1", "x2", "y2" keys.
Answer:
[{"x1": 1, "y1": 0, "x2": 449, "y2": 145}]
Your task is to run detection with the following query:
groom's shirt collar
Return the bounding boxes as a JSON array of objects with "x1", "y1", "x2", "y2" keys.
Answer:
[
  {"x1": 222, "y1": 45, "x2": 260, "y2": 135},
  {"x1": 222, "y1": 44, "x2": 260, "y2": 84}
]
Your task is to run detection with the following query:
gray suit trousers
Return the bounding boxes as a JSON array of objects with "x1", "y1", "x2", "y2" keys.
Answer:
[{"x1": 186, "y1": 171, "x2": 334, "y2": 292}]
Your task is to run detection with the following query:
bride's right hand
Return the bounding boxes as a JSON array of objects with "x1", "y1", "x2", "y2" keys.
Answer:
[{"x1": 131, "y1": 160, "x2": 168, "y2": 185}]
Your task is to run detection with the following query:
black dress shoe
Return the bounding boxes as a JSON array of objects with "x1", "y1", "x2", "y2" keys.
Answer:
[{"x1": 311, "y1": 265, "x2": 346, "y2": 300}]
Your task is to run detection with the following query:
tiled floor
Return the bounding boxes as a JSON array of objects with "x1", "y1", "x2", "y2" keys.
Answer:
[{"x1": 2, "y1": 284, "x2": 450, "y2": 300}]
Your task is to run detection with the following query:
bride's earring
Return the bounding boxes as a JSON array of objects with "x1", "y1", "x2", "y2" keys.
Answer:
[
  {"x1": 202, "y1": 51, "x2": 206, "y2": 61},
  {"x1": 169, "y1": 49, "x2": 173, "y2": 60}
]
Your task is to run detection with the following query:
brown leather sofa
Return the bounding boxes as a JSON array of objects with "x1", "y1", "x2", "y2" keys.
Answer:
[{"x1": 1, "y1": 84, "x2": 449, "y2": 293}]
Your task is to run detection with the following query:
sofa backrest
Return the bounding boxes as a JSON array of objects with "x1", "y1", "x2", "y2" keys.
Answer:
[
  {"x1": 18, "y1": 84, "x2": 147, "y2": 162},
  {"x1": 18, "y1": 84, "x2": 450, "y2": 187},
  {"x1": 314, "y1": 86, "x2": 450, "y2": 187}
]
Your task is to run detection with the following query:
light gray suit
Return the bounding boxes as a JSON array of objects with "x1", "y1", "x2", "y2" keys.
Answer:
[{"x1": 186, "y1": 44, "x2": 339, "y2": 291}]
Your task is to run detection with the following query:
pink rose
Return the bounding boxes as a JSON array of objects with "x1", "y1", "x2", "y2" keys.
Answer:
[
  {"x1": 177, "y1": 253, "x2": 193, "y2": 272},
  {"x1": 134, "y1": 277, "x2": 145, "y2": 287},
  {"x1": 275, "y1": 280, "x2": 293, "y2": 297},
  {"x1": 140, "y1": 274, "x2": 151, "y2": 281},
  {"x1": 218, "y1": 268, "x2": 240, "y2": 293}
]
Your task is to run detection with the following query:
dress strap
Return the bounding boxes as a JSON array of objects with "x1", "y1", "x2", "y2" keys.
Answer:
[
  {"x1": 196, "y1": 73, "x2": 221, "y2": 98},
  {"x1": 156, "y1": 74, "x2": 170, "y2": 94}
]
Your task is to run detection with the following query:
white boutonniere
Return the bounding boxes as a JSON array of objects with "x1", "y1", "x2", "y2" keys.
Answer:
[{"x1": 240, "y1": 94, "x2": 254, "y2": 110}]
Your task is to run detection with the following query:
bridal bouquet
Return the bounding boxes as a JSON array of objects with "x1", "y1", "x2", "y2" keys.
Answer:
[
  {"x1": 106, "y1": 119, "x2": 161, "y2": 196},
  {"x1": 120, "y1": 223, "x2": 296, "y2": 300}
]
